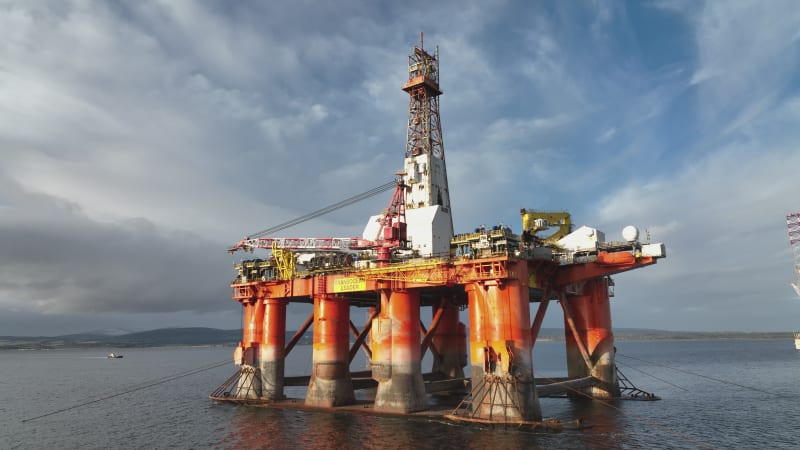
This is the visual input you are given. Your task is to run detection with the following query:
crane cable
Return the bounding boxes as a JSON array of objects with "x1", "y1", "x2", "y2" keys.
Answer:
[
  {"x1": 616, "y1": 353, "x2": 781, "y2": 397},
  {"x1": 247, "y1": 180, "x2": 396, "y2": 239},
  {"x1": 20, "y1": 358, "x2": 231, "y2": 423},
  {"x1": 614, "y1": 359, "x2": 689, "y2": 392},
  {"x1": 533, "y1": 371, "x2": 716, "y2": 449}
]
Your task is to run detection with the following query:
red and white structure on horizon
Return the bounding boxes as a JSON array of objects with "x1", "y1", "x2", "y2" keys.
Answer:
[{"x1": 788, "y1": 213, "x2": 800, "y2": 299}]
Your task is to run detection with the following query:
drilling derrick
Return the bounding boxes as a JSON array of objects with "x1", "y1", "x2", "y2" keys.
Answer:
[
  {"x1": 364, "y1": 35, "x2": 453, "y2": 258},
  {"x1": 402, "y1": 36, "x2": 450, "y2": 213}
]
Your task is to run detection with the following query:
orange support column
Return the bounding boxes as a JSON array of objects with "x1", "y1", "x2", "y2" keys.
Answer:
[
  {"x1": 466, "y1": 260, "x2": 541, "y2": 421},
  {"x1": 234, "y1": 299, "x2": 263, "y2": 399},
  {"x1": 562, "y1": 278, "x2": 619, "y2": 398},
  {"x1": 306, "y1": 295, "x2": 355, "y2": 407},
  {"x1": 259, "y1": 298, "x2": 286, "y2": 400},
  {"x1": 373, "y1": 289, "x2": 427, "y2": 413},
  {"x1": 431, "y1": 299, "x2": 466, "y2": 380},
  {"x1": 370, "y1": 290, "x2": 392, "y2": 382}
]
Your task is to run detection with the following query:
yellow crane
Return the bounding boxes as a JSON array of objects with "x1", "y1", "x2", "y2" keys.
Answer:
[
  {"x1": 272, "y1": 242, "x2": 296, "y2": 280},
  {"x1": 520, "y1": 209, "x2": 572, "y2": 246}
]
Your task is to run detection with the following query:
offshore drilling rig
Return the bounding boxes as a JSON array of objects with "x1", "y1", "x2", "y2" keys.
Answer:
[{"x1": 211, "y1": 37, "x2": 666, "y2": 426}]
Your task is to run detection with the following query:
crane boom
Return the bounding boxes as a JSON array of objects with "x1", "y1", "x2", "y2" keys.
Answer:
[
  {"x1": 229, "y1": 178, "x2": 408, "y2": 257},
  {"x1": 229, "y1": 237, "x2": 377, "y2": 253}
]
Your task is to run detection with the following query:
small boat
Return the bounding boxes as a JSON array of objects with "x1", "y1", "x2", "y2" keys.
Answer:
[
  {"x1": 794, "y1": 332, "x2": 800, "y2": 351},
  {"x1": 107, "y1": 352, "x2": 123, "y2": 359}
]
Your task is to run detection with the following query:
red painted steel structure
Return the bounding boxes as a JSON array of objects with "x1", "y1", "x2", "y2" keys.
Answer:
[
  {"x1": 260, "y1": 298, "x2": 286, "y2": 400},
  {"x1": 466, "y1": 259, "x2": 540, "y2": 420},
  {"x1": 374, "y1": 289, "x2": 427, "y2": 412},
  {"x1": 220, "y1": 253, "x2": 659, "y2": 408},
  {"x1": 306, "y1": 292, "x2": 355, "y2": 407},
  {"x1": 562, "y1": 278, "x2": 618, "y2": 398}
]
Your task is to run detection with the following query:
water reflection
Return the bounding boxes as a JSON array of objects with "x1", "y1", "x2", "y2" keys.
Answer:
[{"x1": 217, "y1": 402, "x2": 594, "y2": 449}]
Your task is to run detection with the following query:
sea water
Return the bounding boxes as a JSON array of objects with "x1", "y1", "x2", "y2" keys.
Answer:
[{"x1": 1, "y1": 339, "x2": 798, "y2": 449}]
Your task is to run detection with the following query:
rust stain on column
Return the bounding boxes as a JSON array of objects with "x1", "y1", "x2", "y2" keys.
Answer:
[
  {"x1": 306, "y1": 295, "x2": 355, "y2": 407},
  {"x1": 467, "y1": 260, "x2": 541, "y2": 421},
  {"x1": 260, "y1": 298, "x2": 287, "y2": 400},
  {"x1": 373, "y1": 289, "x2": 427, "y2": 413}
]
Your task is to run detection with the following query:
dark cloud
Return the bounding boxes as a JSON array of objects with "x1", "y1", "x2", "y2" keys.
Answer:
[{"x1": 0, "y1": 180, "x2": 231, "y2": 315}]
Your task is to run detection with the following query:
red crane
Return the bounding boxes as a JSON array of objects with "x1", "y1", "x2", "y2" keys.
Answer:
[{"x1": 229, "y1": 178, "x2": 408, "y2": 264}]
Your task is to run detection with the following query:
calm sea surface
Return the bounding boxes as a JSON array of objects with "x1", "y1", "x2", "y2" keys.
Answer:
[{"x1": 1, "y1": 339, "x2": 798, "y2": 449}]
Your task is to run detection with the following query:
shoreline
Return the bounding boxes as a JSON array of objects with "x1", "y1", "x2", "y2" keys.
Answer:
[{"x1": 2, "y1": 332, "x2": 795, "y2": 351}]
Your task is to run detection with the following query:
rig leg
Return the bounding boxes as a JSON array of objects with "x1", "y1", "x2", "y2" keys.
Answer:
[
  {"x1": 466, "y1": 260, "x2": 541, "y2": 421},
  {"x1": 306, "y1": 295, "x2": 355, "y2": 407},
  {"x1": 563, "y1": 278, "x2": 619, "y2": 399},
  {"x1": 259, "y1": 298, "x2": 287, "y2": 400},
  {"x1": 431, "y1": 299, "x2": 467, "y2": 381},
  {"x1": 370, "y1": 291, "x2": 392, "y2": 386},
  {"x1": 236, "y1": 300, "x2": 263, "y2": 399},
  {"x1": 373, "y1": 289, "x2": 428, "y2": 413}
]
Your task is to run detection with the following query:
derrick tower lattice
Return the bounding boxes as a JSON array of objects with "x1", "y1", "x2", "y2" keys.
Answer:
[{"x1": 401, "y1": 35, "x2": 452, "y2": 228}]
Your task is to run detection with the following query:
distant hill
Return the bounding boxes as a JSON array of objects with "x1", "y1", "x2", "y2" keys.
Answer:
[
  {"x1": 539, "y1": 327, "x2": 791, "y2": 341},
  {"x1": 0, "y1": 327, "x2": 311, "y2": 350},
  {"x1": 111, "y1": 327, "x2": 243, "y2": 346},
  {"x1": 0, "y1": 327, "x2": 791, "y2": 350}
]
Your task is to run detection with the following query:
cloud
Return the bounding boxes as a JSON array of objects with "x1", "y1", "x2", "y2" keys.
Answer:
[
  {"x1": 596, "y1": 127, "x2": 617, "y2": 144},
  {"x1": 591, "y1": 92, "x2": 800, "y2": 331},
  {"x1": 0, "y1": 2, "x2": 432, "y2": 334},
  {"x1": 1, "y1": 1, "x2": 799, "y2": 335},
  {"x1": 0, "y1": 179, "x2": 233, "y2": 315},
  {"x1": 687, "y1": 1, "x2": 800, "y2": 134}
]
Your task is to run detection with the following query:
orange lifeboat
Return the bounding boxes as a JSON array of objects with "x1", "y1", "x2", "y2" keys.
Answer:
[{"x1": 596, "y1": 251, "x2": 635, "y2": 265}]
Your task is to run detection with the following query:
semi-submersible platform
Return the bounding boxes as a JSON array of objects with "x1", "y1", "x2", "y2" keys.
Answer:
[{"x1": 211, "y1": 38, "x2": 666, "y2": 428}]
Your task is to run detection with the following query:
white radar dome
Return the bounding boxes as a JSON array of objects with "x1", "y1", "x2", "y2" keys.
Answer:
[{"x1": 622, "y1": 225, "x2": 639, "y2": 242}]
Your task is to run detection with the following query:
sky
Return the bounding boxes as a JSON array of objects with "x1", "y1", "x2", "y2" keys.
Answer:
[{"x1": 1, "y1": 0, "x2": 800, "y2": 336}]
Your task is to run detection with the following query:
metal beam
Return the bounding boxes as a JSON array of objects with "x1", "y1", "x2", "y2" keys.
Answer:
[
  {"x1": 530, "y1": 296, "x2": 550, "y2": 349},
  {"x1": 284, "y1": 311, "x2": 313, "y2": 357},
  {"x1": 349, "y1": 310, "x2": 378, "y2": 363},
  {"x1": 420, "y1": 299, "x2": 446, "y2": 358}
]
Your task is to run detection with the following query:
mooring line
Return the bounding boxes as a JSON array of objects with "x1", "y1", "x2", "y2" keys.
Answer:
[
  {"x1": 534, "y1": 372, "x2": 716, "y2": 449},
  {"x1": 21, "y1": 359, "x2": 231, "y2": 423},
  {"x1": 614, "y1": 359, "x2": 689, "y2": 392},
  {"x1": 616, "y1": 353, "x2": 780, "y2": 397}
]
